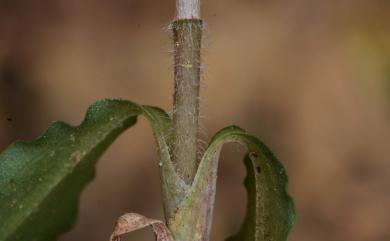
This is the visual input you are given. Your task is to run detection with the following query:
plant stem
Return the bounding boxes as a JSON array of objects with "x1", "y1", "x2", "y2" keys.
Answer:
[
  {"x1": 168, "y1": 1, "x2": 205, "y2": 241},
  {"x1": 176, "y1": 0, "x2": 201, "y2": 19},
  {"x1": 171, "y1": 18, "x2": 202, "y2": 184}
]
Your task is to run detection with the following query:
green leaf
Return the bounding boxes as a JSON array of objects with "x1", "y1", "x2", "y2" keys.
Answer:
[
  {"x1": 0, "y1": 99, "x2": 179, "y2": 241},
  {"x1": 168, "y1": 126, "x2": 295, "y2": 241},
  {"x1": 226, "y1": 152, "x2": 295, "y2": 241}
]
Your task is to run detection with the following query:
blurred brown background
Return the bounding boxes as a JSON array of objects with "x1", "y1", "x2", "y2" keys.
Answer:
[{"x1": 1, "y1": 0, "x2": 390, "y2": 240}]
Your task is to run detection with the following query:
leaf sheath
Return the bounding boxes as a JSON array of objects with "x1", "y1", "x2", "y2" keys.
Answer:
[{"x1": 168, "y1": 126, "x2": 296, "y2": 241}]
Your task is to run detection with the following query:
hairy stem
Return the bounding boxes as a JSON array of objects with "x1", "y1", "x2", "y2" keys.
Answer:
[
  {"x1": 168, "y1": 1, "x2": 205, "y2": 241},
  {"x1": 176, "y1": 0, "x2": 201, "y2": 19},
  {"x1": 172, "y1": 19, "x2": 203, "y2": 185}
]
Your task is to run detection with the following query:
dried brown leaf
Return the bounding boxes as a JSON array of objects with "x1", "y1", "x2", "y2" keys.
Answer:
[{"x1": 109, "y1": 213, "x2": 173, "y2": 241}]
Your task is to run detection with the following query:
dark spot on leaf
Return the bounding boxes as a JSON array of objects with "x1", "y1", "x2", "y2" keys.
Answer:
[
  {"x1": 256, "y1": 165, "x2": 262, "y2": 174},
  {"x1": 249, "y1": 152, "x2": 258, "y2": 160},
  {"x1": 7, "y1": 117, "x2": 13, "y2": 122}
]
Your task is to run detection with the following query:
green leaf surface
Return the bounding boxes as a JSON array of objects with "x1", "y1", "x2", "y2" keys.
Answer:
[
  {"x1": 0, "y1": 99, "x2": 176, "y2": 241},
  {"x1": 212, "y1": 127, "x2": 296, "y2": 241},
  {"x1": 169, "y1": 126, "x2": 295, "y2": 241}
]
